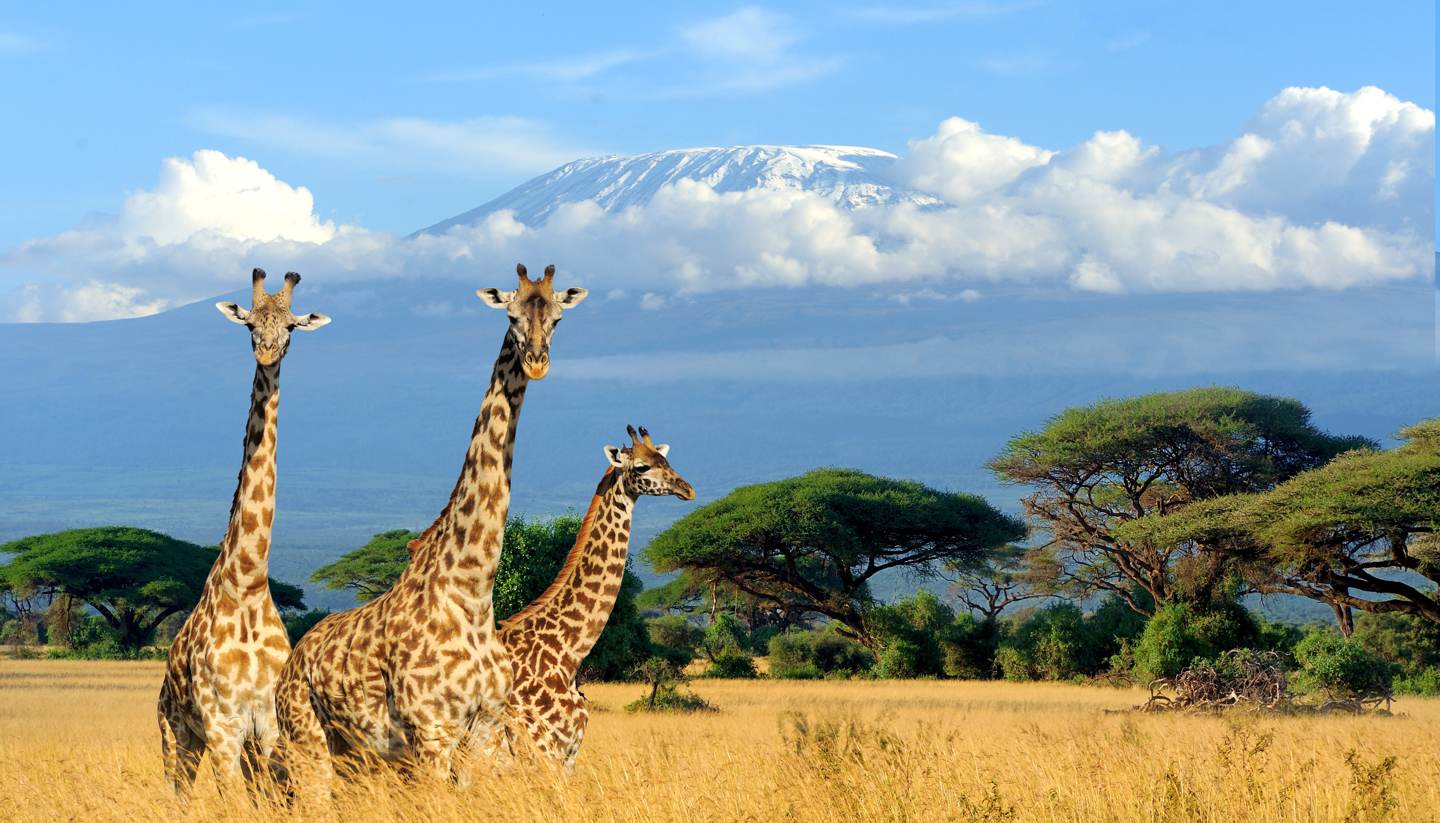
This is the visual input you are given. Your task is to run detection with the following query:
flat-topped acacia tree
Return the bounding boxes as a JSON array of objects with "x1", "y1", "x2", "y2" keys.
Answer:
[
  {"x1": 1118, "y1": 418, "x2": 1440, "y2": 633},
  {"x1": 988, "y1": 387, "x2": 1371, "y2": 615},
  {"x1": 0, "y1": 526, "x2": 304, "y2": 650},
  {"x1": 643, "y1": 468, "x2": 1025, "y2": 646}
]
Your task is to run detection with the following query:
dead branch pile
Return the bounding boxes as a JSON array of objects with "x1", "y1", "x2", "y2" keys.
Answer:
[
  {"x1": 1139, "y1": 650, "x2": 1394, "y2": 715},
  {"x1": 1141, "y1": 650, "x2": 1290, "y2": 713}
]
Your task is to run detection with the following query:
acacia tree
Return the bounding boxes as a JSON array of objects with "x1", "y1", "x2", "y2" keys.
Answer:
[
  {"x1": 988, "y1": 388, "x2": 1369, "y2": 616},
  {"x1": 643, "y1": 468, "x2": 1025, "y2": 646},
  {"x1": 1119, "y1": 418, "x2": 1440, "y2": 633},
  {"x1": 0, "y1": 526, "x2": 305, "y2": 649}
]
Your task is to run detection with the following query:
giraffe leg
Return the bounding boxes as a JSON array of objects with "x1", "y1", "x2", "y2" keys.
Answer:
[
  {"x1": 406, "y1": 724, "x2": 460, "y2": 783},
  {"x1": 158, "y1": 693, "x2": 203, "y2": 799},
  {"x1": 205, "y1": 726, "x2": 248, "y2": 801},
  {"x1": 275, "y1": 676, "x2": 334, "y2": 807}
]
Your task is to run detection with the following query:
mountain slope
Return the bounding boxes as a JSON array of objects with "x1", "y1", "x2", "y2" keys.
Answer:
[{"x1": 417, "y1": 145, "x2": 940, "y2": 233}]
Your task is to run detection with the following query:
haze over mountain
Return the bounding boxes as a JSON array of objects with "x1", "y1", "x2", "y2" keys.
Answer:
[{"x1": 2, "y1": 138, "x2": 1435, "y2": 616}]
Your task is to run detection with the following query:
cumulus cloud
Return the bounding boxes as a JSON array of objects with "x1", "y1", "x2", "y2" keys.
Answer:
[{"x1": 2, "y1": 86, "x2": 1433, "y2": 322}]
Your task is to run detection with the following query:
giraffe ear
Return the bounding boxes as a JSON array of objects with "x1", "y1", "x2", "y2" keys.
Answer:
[
  {"x1": 652, "y1": 443, "x2": 670, "y2": 458},
  {"x1": 557, "y1": 287, "x2": 588, "y2": 309},
  {"x1": 293, "y1": 312, "x2": 331, "y2": 331},
  {"x1": 476, "y1": 288, "x2": 516, "y2": 308},
  {"x1": 215, "y1": 302, "x2": 250, "y2": 325},
  {"x1": 603, "y1": 445, "x2": 625, "y2": 468}
]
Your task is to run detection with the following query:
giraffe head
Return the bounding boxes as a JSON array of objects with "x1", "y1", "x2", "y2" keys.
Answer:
[
  {"x1": 214, "y1": 268, "x2": 331, "y2": 365},
  {"x1": 603, "y1": 425, "x2": 696, "y2": 500},
  {"x1": 476, "y1": 263, "x2": 588, "y2": 380}
]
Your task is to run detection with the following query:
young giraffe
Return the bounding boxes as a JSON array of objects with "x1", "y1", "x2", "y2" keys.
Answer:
[
  {"x1": 157, "y1": 269, "x2": 331, "y2": 798},
  {"x1": 275, "y1": 264, "x2": 586, "y2": 791},
  {"x1": 487, "y1": 425, "x2": 695, "y2": 770}
]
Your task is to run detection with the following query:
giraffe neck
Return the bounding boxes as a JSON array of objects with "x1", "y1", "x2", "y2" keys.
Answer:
[
  {"x1": 504, "y1": 469, "x2": 635, "y2": 674},
  {"x1": 212, "y1": 361, "x2": 281, "y2": 599},
  {"x1": 408, "y1": 333, "x2": 529, "y2": 623}
]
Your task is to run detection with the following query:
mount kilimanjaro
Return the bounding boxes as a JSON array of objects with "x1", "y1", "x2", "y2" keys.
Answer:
[{"x1": 417, "y1": 145, "x2": 941, "y2": 234}]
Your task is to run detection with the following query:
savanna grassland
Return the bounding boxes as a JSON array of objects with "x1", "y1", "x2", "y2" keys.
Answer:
[{"x1": 1, "y1": 659, "x2": 1436, "y2": 822}]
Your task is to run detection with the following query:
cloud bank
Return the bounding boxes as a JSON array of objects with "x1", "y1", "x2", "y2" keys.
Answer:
[{"x1": 2, "y1": 86, "x2": 1432, "y2": 322}]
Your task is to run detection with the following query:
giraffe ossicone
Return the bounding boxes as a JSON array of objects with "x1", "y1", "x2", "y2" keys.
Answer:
[{"x1": 157, "y1": 267, "x2": 329, "y2": 799}]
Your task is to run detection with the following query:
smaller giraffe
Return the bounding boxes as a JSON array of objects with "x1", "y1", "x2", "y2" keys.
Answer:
[
  {"x1": 490, "y1": 425, "x2": 695, "y2": 769},
  {"x1": 158, "y1": 269, "x2": 329, "y2": 799}
]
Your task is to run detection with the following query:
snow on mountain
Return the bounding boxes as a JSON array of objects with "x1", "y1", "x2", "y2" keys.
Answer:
[{"x1": 417, "y1": 145, "x2": 941, "y2": 234}]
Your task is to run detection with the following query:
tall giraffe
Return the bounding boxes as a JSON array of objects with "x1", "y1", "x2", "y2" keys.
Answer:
[
  {"x1": 490, "y1": 426, "x2": 695, "y2": 770},
  {"x1": 276, "y1": 264, "x2": 587, "y2": 789},
  {"x1": 158, "y1": 268, "x2": 331, "y2": 798}
]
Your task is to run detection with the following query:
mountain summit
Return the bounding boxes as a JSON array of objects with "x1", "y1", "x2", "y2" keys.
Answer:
[{"x1": 417, "y1": 145, "x2": 940, "y2": 234}]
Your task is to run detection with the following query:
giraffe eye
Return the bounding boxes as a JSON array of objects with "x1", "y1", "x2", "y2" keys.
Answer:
[{"x1": 632, "y1": 463, "x2": 650, "y2": 473}]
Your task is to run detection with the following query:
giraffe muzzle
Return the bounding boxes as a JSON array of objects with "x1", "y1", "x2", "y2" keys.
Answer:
[
  {"x1": 523, "y1": 351, "x2": 550, "y2": 380},
  {"x1": 674, "y1": 481, "x2": 696, "y2": 501}
]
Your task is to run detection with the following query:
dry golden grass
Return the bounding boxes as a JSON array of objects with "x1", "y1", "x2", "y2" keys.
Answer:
[{"x1": 1, "y1": 659, "x2": 1437, "y2": 822}]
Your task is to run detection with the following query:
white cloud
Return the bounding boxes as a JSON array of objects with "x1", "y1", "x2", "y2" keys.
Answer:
[
  {"x1": 120, "y1": 150, "x2": 335, "y2": 245},
  {"x1": 186, "y1": 109, "x2": 595, "y2": 176},
  {"x1": 428, "y1": 49, "x2": 660, "y2": 83},
  {"x1": 2, "y1": 86, "x2": 1433, "y2": 322},
  {"x1": 660, "y1": 7, "x2": 842, "y2": 96},
  {"x1": 1106, "y1": 30, "x2": 1151, "y2": 52}
]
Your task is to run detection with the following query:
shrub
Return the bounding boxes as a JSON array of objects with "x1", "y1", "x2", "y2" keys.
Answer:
[
  {"x1": 1351, "y1": 612, "x2": 1440, "y2": 681},
  {"x1": 939, "y1": 614, "x2": 1001, "y2": 679},
  {"x1": 647, "y1": 615, "x2": 703, "y2": 668},
  {"x1": 1291, "y1": 628, "x2": 1395, "y2": 699},
  {"x1": 768, "y1": 628, "x2": 873, "y2": 679},
  {"x1": 705, "y1": 651, "x2": 759, "y2": 679},
  {"x1": 702, "y1": 613, "x2": 750, "y2": 660},
  {"x1": 1393, "y1": 667, "x2": 1440, "y2": 697},
  {"x1": 284, "y1": 609, "x2": 331, "y2": 645},
  {"x1": 624, "y1": 685, "x2": 717, "y2": 713},
  {"x1": 1131, "y1": 601, "x2": 1261, "y2": 681},
  {"x1": 995, "y1": 603, "x2": 1092, "y2": 681}
]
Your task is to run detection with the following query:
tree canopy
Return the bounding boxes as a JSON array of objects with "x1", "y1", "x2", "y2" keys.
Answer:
[
  {"x1": 1118, "y1": 418, "x2": 1440, "y2": 630},
  {"x1": 0, "y1": 526, "x2": 305, "y2": 649},
  {"x1": 310, "y1": 529, "x2": 415, "y2": 603},
  {"x1": 643, "y1": 468, "x2": 1025, "y2": 644},
  {"x1": 989, "y1": 387, "x2": 1370, "y2": 614}
]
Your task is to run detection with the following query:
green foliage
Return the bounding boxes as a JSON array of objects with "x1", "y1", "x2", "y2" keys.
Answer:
[
  {"x1": 868, "y1": 590, "x2": 953, "y2": 678},
  {"x1": 645, "y1": 468, "x2": 1024, "y2": 641},
  {"x1": 706, "y1": 651, "x2": 759, "y2": 679},
  {"x1": 310, "y1": 529, "x2": 416, "y2": 602},
  {"x1": 767, "y1": 627, "x2": 874, "y2": 679},
  {"x1": 647, "y1": 615, "x2": 703, "y2": 668},
  {"x1": 283, "y1": 608, "x2": 331, "y2": 645},
  {"x1": 995, "y1": 603, "x2": 1093, "y2": 681},
  {"x1": 1120, "y1": 417, "x2": 1440, "y2": 626},
  {"x1": 1350, "y1": 611, "x2": 1440, "y2": 678},
  {"x1": 991, "y1": 387, "x2": 1367, "y2": 610},
  {"x1": 1393, "y1": 667, "x2": 1440, "y2": 696},
  {"x1": 0, "y1": 526, "x2": 303, "y2": 650},
  {"x1": 702, "y1": 612, "x2": 750, "y2": 660},
  {"x1": 940, "y1": 613, "x2": 1003, "y2": 679},
  {"x1": 1130, "y1": 601, "x2": 1260, "y2": 681},
  {"x1": 1291, "y1": 628, "x2": 1395, "y2": 699},
  {"x1": 625, "y1": 655, "x2": 717, "y2": 712}
]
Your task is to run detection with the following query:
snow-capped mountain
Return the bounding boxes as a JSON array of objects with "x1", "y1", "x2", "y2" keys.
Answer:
[{"x1": 417, "y1": 145, "x2": 940, "y2": 234}]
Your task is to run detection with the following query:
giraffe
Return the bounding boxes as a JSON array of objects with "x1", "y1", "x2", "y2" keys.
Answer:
[
  {"x1": 157, "y1": 268, "x2": 331, "y2": 798},
  {"x1": 275, "y1": 264, "x2": 587, "y2": 792},
  {"x1": 488, "y1": 425, "x2": 695, "y2": 770}
]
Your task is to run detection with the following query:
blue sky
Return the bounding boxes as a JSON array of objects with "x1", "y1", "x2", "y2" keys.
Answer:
[{"x1": 1, "y1": 1, "x2": 1433, "y2": 245}]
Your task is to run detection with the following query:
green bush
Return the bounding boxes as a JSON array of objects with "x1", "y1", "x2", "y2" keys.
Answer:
[
  {"x1": 703, "y1": 613, "x2": 750, "y2": 659},
  {"x1": 284, "y1": 609, "x2": 331, "y2": 645},
  {"x1": 1393, "y1": 666, "x2": 1440, "y2": 696},
  {"x1": 995, "y1": 603, "x2": 1092, "y2": 681},
  {"x1": 939, "y1": 614, "x2": 1002, "y2": 679},
  {"x1": 768, "y1": 628, "x2": 873, "y2": 679},
  {"x1": 1130, "y1": 601, "x2": 1261, "y2": 681},
  {"x1": 623, "y1": 684, "x2": 717, "y2": 713},
  {"x1": 706, "y1": 651, "x2": 759, "y2": 679},
  {"x1": 1351, "y1": 612, "x2": 1440, "y2": 681},
  {"x1": 1291, "y1": 628, "x2": 1395, "y2": 699},
  {"x1": 647, "y1": 615, "x2": 703, "y2": 668}
]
